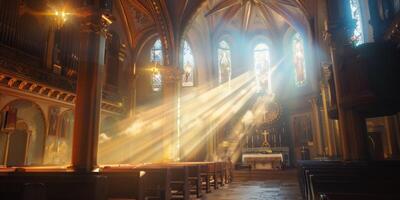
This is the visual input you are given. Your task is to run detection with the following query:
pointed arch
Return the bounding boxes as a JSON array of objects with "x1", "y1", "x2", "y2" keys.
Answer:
[
  {"x1": 151, "y1": 39, "x2": 163, "y2": 64},
  {"x1": 350, "y1": 0, "x2": 365, "y2": 46},
  {"x1": 253, "y1": 43, "x2": 270, "y2": 92},
  {"x1": 217, "y1": 40, "x2": 232, "y2": 84},
  {"x1": 292, "y1": 32, "x2": 306, "y2": 86},
  {"x1": 182, "y1": 40, "x2": 195, "y2": 87},
  {"x1": 151, "y1": 39, "x2": 163, "y2": 92}
]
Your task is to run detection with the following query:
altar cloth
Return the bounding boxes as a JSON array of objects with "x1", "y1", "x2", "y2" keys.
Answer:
[{"x1": 242, "y1": 153, "x2": 283, "y2": 170}]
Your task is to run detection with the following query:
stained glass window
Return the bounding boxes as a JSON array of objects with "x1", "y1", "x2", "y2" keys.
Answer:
[
  {"x1": 350, "y1": 0, "x2": 364, "y2": 46},
  {"x1": 218, "y1": 40, "x2": 231, "y2": 84},
  {"x1": 293, "y1": 33, "x2": 306, "y2": 86},
  {"x1": 151, "y1": 39, "x2": 163, "y2": 92},
  {"x1": 253, "y1": 43, "x2": 270, "y2": 93},
  {"x1": 395, "y1": 0, "x2": 400, "y2": 13},
  {"x1": 151, "y1": 68, "x2": 162, "y2": 92},
  {"x1": 182, "y1": 40, "x2": 195, "y2": 87},
  {"x1": 151, "y1": 39, "x2": 163, "y2": 64}
]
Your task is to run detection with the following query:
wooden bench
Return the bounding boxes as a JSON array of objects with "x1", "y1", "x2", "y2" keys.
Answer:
[
  {"x1": 101, "y1": 164, "x2": 172, "y2": 200},
  {"x1": 144, "y1": 164, "x2": 189, "y2": 200},
  {"x1": 162, "y1": 162, "x2": 203, "y2": 198},
  {"x1": 0, "y1": 167, "x2": 107, "y2": 200},
  {"x1": 199, "y1": 162, "x2": 217, "y2": 192},
  {"x1": 0, "y1": 161, "x2": 230, "y2": 200},
  {"x1": 298, "y1": 161, "x2": 400, "y2": 200}
]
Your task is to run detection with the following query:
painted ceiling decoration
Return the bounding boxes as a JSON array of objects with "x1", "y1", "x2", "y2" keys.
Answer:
[
  {"x1": 118, "y1": 0, "x2": 310, "y2": 65},
  {"x1": 118, "y1": 0, "x2": 155, "y2": 51},
  {"x1": 119, "y1": 0, "x2": 205, "y2": 66},
  {"x1": 205, "y1": 0, "x2": 310, "y2": 37}
]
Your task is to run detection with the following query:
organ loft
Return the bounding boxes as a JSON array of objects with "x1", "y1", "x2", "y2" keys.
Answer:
[{"x1": 0, "y1": 0, "x2": 399, "y2": 199}]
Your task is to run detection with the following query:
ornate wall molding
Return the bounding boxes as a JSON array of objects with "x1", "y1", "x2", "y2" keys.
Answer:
[{"x1": 0, "y1": 68, "x2": 123, "y2": 115}]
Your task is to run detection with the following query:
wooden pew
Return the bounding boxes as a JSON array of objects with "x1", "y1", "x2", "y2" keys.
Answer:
[
  {"x1": 144, "y1": 164, "x2": 189, "y2": 200},
  {"x1": 166, "y1": 161, "x2": 232, "y2": 196},
  {"x1": 0, "y1": 167, "x2": 107, "y2": 200},
  {"x1": 320, "y1": 192, "x2": 400, "y2": 200},
  {"x1": 162, "y1": 162, "x2": 202, "y2": 198},
  {"x1": 101, "y1": 164, "x2": 172, "y2": 200},
  {"x1": 215, "y1": 162, "x2": 224, "y2": 187},
  {"x1": 0, "y1": 161, "x2": 229, "y2": 200},
  {"x1": 298, "y1": 161, "x2": 400, "y2": 200},
  {"x1": 199, "y1": 162, "x2": 217, "y2": 192},
  {"x1": 225, "y1": 160, "x2": 233, "y2": 183},
  {"x1": 99, "y1": 166, "x2": 144, "y2": 200}
]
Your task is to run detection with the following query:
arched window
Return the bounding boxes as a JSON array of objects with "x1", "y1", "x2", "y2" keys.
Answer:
[
  {"x1": 151, "y1": 39, "x2": 163, "y2": 92},
  {"x1": 292, "y1": 33, "x2": 306, "y2": 86},
  {"x1": 151, "y1": 39, "x2": 163, "y2": 64},
  {"x1": 349, "y1": 0, "x2": 364, "y2": 46},
  {"x1": 182, "y1": 40, "x2": 195, "y2": 87},
  {"x1": 217, "y1": 40, "x2": 232, "y2": 84},
  {"x1": 253, "y1": 43, "x2": 270, "y2": 93}
]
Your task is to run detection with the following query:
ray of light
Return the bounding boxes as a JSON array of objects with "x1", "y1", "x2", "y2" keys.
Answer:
[
  {"x1": 241, "y1": 1, "x2": 253, "y2": 32},
  {"x1": 97, "y1": 72, "x2": 259, "y2": 164}
]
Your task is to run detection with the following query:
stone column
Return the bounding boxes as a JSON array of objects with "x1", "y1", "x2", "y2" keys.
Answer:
[
  {"x1": 71, "y1": 9, "x2": 111, "y2": 171},
  {"x1": 160, "y1": 66, "x2": 180, "y2": 161},
  {"x1": 310, "y1": 96, "x2": 324, "y2": 156},
  {"x1": 325, "y1": 1, "x2": 369, "y2": 160},
  {"x1": 320, "y1": 64, "x2": 334, "y2": 156}
]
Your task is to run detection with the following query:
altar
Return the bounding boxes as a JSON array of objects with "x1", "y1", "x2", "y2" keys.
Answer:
[{"x1": 242, "y1": 153, "x2": 283, "y2": 170}]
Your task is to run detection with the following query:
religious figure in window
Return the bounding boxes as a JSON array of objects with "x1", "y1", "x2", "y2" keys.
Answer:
[
  {"x1": 349, "y1": 0, "x2": 364, "y2": 46},
  {"x1": 182, "y1": 40, "x2": 194, "y2": 87},
  {"x1": 151, "y1": 39, "x2": 163, "y2": 64},
  {"x1": 151, "y1": 39, "x2": 163, "y2": 91},
  {"x1": 253, "y1": 43, "x2": 270, "y2": 93},
  {"x1": 218, "y1": 40, "x2": 232, "y2": 84},
  {"x1": 293, "y1": 33, "x2": 306, "y2": 86}
]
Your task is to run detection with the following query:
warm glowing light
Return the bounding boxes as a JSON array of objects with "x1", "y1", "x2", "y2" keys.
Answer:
[
  {"x1": 97, "y1": 72, "x2": 262, "y2": 164},
  {"x1": 53, "y1": 8, "x2": 70, "y2": 29},
  {"x1": 101, "y1": 14, "x2": 113, "y2": 26},
  {"x1": 140, "y1": 171, "x2": 146, "y2": 177}
]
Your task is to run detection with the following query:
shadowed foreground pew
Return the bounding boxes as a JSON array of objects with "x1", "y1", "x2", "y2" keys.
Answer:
[
  {"x1": 298, "y1": 161, "x2": 400, "y2": 200},
  {"x1": 100, "y1": 161, "x2": 232, "y2": 200},
  {"x1": 0, "y1": 161, "x2": 232, "y2": 200},
  {"x1": 0, "y1": 167, "x2": 107, "y2": 200},
  {"x1": 101, "y1": 164, "x2": 174, "y2": 200}
]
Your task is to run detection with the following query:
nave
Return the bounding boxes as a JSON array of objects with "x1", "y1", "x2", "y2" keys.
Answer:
[
  {"x1": 1, "y1": 0, "x2": 400, "y2": 199},
  {"x1": 202, "y1": 170, "x2": 301, "y2": 200}
]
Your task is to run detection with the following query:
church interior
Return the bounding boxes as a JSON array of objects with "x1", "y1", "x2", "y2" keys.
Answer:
[{"x1": 0, "y1": 0, "x2": 400, "y2": 199}]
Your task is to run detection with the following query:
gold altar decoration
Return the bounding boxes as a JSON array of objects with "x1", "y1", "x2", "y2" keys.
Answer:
[{"x1": 263, "y1": 99, "x2": 281, "y2": 124}]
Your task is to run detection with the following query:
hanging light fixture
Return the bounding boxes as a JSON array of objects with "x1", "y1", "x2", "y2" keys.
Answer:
[{"x1": 52, "y1": 8, "x2": 70, "y2": 29}]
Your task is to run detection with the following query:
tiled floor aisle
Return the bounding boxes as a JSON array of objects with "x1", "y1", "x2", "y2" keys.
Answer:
[{"x1": 201, "y1": 169, "x2": 303, "y2": 200}]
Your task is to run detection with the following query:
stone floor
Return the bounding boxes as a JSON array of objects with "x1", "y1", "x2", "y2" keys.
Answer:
[{"x1": 201, "y1": 169, "x2": 303, "y2": 200}]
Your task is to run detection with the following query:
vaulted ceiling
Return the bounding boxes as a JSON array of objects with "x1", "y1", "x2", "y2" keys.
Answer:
[
  {"x1": 117, "y1": 0, "x2": 205, "y2": 66},
  {"x1": 204, "y1": 0, "x2": 310, "y2": 38},
  {"x1": 117, "y1": 0, "x2": 310, "y2": 65}
]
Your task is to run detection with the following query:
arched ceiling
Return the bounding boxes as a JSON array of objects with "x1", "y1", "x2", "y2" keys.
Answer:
[
  {"x1": 117, "y1": 0, "x2": 155, "y2": 51},
  {"x1": 118, "y1": 0, "x2": 310, "y2": 64},
  {"x1": 119, "y1": 0, "x2": 206, "y2": 65},
  {"x1": 203, "y1": 0, "x2": 310, "y2": 38}
]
